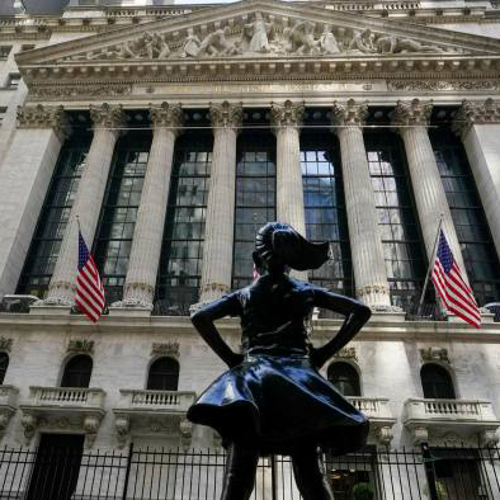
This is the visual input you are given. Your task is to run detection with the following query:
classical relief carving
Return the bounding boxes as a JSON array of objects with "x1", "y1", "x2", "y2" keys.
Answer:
[
  {"x1": 151, "y1": 341, "x2": 180, "y2": 359},
  {"x1": 333, "y1": 347, "x2": 358, "y2": 362},
  {"x1": 209, "y1": 101, "x2": 243, "y2": 129},
  {"x1": 393, "y1": 99, "x2": 432, "y2": 128},
  {"x1": 420, "y1": 347, "x2": 450, "y2": 364},
  {"x1": 17, "y1": 104, "x2": 70, "y2": 140},
  {"x1": 331, "y1": 99, "x2": 368, "y2": 127},
  {"x1": 0, "y1": 338, "x2": 13, "y2": 353},
  {"x1": 29, "y1": 84, "x2": 131, "y2": 100},
  {"x1": 270, "y1": 100, "x2": 305, "y2": 130},
  {"x1": 453, "y1": 99, "x2": 500, "y2": 137},
  {"x1": 389, "y1": 80, "x2": 500, "y2": 92},
  {"x1": 67, "y1": 339, "x2": 95, "y2": 355},
  {"x1": 60, "y1": 12, "x2": 456, "y2": 63}
]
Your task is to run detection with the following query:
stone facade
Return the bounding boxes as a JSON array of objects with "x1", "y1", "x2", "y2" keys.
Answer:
[{"x1": 1, "y1": 0, "x2": 500, "y2": 496}]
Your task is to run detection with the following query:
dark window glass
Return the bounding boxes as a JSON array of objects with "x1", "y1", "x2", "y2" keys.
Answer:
[
  {"x1": 365, "y1": 132, "x2": 427, "y2": 310},
  {"x1": 301, "y1": 133, "x2": 352, "y2": 297},
  {"x1": 232, "y1": 132, "x2": 276, "y2": 289},
  {"x1": 147, "y1": 357, "x2": 179, "y2": 391},
  {"x1": 327, "y1": 362, "x2": 361, "y2": 397},
  {"x1": 60, "y1": 355, "x2": 93, "y2": 388},
  {"x1": 17, "y1": 135, "x2": 92, "y2": 298},
  {"x1": 94, "y1": 132, "x2": 151, "y2": 304},
  {"x1": 155, "y1": 132, "x2": 212, "y2": 316},
  {"x1": 0, "y1": 353, "x2": 9, "y2": 385},
  {"x1": 421, "y1": 363, "x2": 455, "y2": 399},
  {"x1": 431, "y1": 129, "x2": 500, "y2": 306}
]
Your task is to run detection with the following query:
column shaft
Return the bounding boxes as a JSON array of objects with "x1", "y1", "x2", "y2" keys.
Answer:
[
  {"x1": 119, "y1": 103, "x2": 182, "y2": 309},
  {"x1": 0, "y1": 105, "x2": 69, "y2": 298},
  {"x1": 394, "y1": 100, "x2": 467, "y2": 277},
  {"x1": 199, "y1": 102, "x2": 242, "y2": 304},
  {"x1": 332, "y1": 100, "x2": 391, "y2": 308},
  {"x1": 45, "y1": 104, "x2": 125, "y2": 305},
  {"x1": 454, "y1": 99, "x2": 500, "y2": 263}
]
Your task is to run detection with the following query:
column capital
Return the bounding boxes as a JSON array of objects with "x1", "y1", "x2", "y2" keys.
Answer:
[
  {"x1": 89, "y1": 103, "x2": 127, "y2": 131},
  {"x1": 16, "y1": 104, "x2": 71, "y2": 141},
  {"x1": 209, "y1": 101, "x2": 243, "y2": 129},
  {"x1": 331, "y1": 99, "x2": 368, "y2": 131},
  {"x1": 270, "y1": 100, "x2": 305, "y2": 131},
  {"x1": 453, "y1": 98, "x2": 500, "y2": 137},
  {"x1": 149, "y1": 102, "x2": 184, "y2": 132},
  {"x1": 392, "y1": 99, "x2": 432, "y2": 130}
]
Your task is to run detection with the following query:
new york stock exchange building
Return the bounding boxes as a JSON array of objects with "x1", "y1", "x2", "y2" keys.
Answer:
[{"x1": 2, "y1": 0, "x2": 500, "y2": 497}]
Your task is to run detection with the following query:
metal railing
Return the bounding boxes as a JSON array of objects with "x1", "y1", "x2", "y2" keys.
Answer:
[{"x1": 0, "y1": 444, "x2": 499, "y2": 499}]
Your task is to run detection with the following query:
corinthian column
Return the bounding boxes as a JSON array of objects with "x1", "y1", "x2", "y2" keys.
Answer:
[
  {"x1": 43, "y1": 104, "x2": 126, "y2": 306},
  {"x1": 393, "y1": 99, "x2": 467, "y2": 278},
  {"x1": 453, "y1": 99, "x2": 500, "y2": 261},
  {"x1": 270, "y1": 100, "x2": 306, "y2": 235},
  {"x1": 198, "y1": 102, "x2": 243, "y2": 304},
  {"x1": 331, "y1": 100, "x2": 391, "y2": 308},
  {"x1": 115, "y1": 103, "x2": 184, "y2": 311},
  {"x1": 0, "y1": 105, "x2": 70, "y2": 299}
]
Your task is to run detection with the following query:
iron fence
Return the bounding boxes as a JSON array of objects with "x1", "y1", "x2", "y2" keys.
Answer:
[{"x1": 0, "y1": 444, "x2": 499, "y2": 499}]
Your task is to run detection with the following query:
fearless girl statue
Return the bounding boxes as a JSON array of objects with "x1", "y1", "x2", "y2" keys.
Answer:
[{"x1": 188, "y1": 222, "x2": 371, "y2": 500}]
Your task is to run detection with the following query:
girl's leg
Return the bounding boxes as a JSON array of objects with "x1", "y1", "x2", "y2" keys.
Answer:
[
  {"x1": 291, "y1": 444, "x2": 334, "y2": 500},
  {"x1": 220, "y1": 440, "x2": 260, "y2": 500}
]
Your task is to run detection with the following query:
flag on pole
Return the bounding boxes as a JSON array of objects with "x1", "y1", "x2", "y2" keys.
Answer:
[
  {"x1": 432, "y1": 229, "x2": 481, "y2": 328},
  {"x1": 75, "y1": 230, "x2": 105, "y2": 323}
]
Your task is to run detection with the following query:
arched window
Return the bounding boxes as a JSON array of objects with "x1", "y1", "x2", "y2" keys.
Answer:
[
  {"x1": 421, "y1": 364, "x2": 455, "y2": 399},
  {"x1": 0, "y1": 353, "x2": 9, "y2": 385},
  {"x1": 60, "y1": 355, "x2": 93, "y2": 388},
  {"x1": 147, "y1": 357, "x2": 179, "y2": 391},
  {"x1": 327, "y1": 362, "x2": 361, "y2": 397}
]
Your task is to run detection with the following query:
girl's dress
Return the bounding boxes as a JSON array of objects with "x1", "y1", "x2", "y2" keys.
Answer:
[{"x1": 187, "y1": 274, "x2": 369, "y2": 456}]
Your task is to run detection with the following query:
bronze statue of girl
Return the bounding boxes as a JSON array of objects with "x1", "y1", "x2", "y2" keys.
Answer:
[{"x1": 188, "y1": 222, "x2": 371, "y2": 500}]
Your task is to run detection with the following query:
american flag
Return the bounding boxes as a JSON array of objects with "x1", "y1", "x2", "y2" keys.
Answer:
[
  {"x1": 75, "y1": 230, "x2": 105, "y2": 323},
  {"x1": 432, "y1": 229, "x2": 481, "y2": 328}
]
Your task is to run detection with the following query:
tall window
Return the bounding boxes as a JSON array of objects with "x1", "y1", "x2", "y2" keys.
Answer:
[
  {"x1": 301, "y1": 133, "x2": 352, "y2": 296},
  {"x1": 421, "y1": 363, "x2": 455, "y2": 399},
  {"x1": 17, "y1": 134, "x2": 92, "y2": 298},
  {"x1": 155, "y1": 132, "x2": 212, "y2": 315},
  {"x1": 232, "y1": 132, "x2": 276, "y2": 289},
  {"x1": 365, "y1": 133, "x2": 427, "y2": 310},
  {"x1": 60, "y1": 355, "x2": 93, "y2": 388},
  {"x1": 147, "y1": 357, "x2": 179, "y2": 391},
  {"x1": 327, "y1": 362, "x2": 361, "y2": 397},
  {"x1": 94, "y1": 132, "x2": 151, "y2": 304},
  {"x1": 431, "y1": 129, "x2": 500, "y2": 306},
  {"x1": 0, "y1": 353, "x2": 9, "y2": 385}
]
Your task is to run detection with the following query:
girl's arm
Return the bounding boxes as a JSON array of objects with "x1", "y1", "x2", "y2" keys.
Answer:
[
  {"x1": 191, "y1": 295, "x2": 244, "y2": 368},
  {"x1": 310, "y1": 289, "x2": 371, "y2": 369}
]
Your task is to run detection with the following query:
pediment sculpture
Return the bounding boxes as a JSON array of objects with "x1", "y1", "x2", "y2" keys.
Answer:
[{"x1": 65, "y1": 13, "x2": 460, "y2": 63}]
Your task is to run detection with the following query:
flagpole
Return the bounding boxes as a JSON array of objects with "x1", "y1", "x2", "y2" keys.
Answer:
[{"x1": 417, "y1": 213, "x2": 444, "y2": 316}]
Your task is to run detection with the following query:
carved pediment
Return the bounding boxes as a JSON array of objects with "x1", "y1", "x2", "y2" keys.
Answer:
[{"x1": 14, "y1": 0, "x2": 500, "y2": 86}]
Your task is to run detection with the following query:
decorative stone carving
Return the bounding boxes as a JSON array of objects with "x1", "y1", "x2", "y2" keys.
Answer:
[
  {"x1": 333, "y1": 347, "x2": 358, "y2": 362},
  {"x1": 389, "y1": 80, "x2": 500, "y2": 92},
  {"x1": 67, "y1": 339, "x2": 95, "y2": 355},
  {"x1": 481, "y1": 429, "x2": 499, "y2": 447},
  {"x1": 376, "y1": 425, "x2": 394, "y2": 446},
  {"x1": 209, "y1": 101, "x2": 243, "y2": 129},
  {"x1": 412, "y1": 426, "x2": 429, "y2": 445},
  {"x1": 90, "y1": 103, "x2": 127, "y2": 130},
  {"x1": 331, "y1": 99, "x2": 369, "y2": 127},
  {"x1": 83, "y1": 415, "x2": 102, "y2": 448},
  {"x1": 270, "y1": 100, "x2": 305, "y2": 130},
  {"x1": 420, "y1": 347, "x2": 450, "y2": 364},
  {"x1": 29, "y1": 84, "x2": 132, "y2": 100},
  {"x1": 242, "y1": 12, "x2": 274, "y2": 53},
  {"x1": 149, "y1": 102, "x2": 184, "y2": 130},
  {"x1": 17, "y1": 104, "x2": 70, "y2": 141},
  {"x1": 0, "y1": 295, "x2": 38, "y2": 314},
  {"x1": 375, "y1": 35, "x2": 444, "y2": 54},
  {"x1": 453, "y1": 99, "x2": 500, "y2": 137},
  {"x1": 393, "y1": 99, "x2": 432, "y2": 128},
  {"x1": 197, "y1": 27, "x2": 241, "y2": 57},
  {"x1": 179, "y1": 418, "x2": 193, "y2": 450},
  {"x1": 348, "y1": 29, "x2": 376, "y2": 54},
  {"x1": 21, "y1": 413, "x2": 37, "y2": 445},
  {"x1": 320, "y1": 25, "x2": 340, "y2": 54},
  {"x1": 115, "y1": 415, "x2": 130, "y2": 448},
  {"x1": 181, "y1": 28, "x2": 202, "y2": 58},
  {"x1": 283, "y1": 21, "x2": 320, "y2": 55},
  {"x1": 151, "y1": 341, "x2": 180, "y2": 359}
]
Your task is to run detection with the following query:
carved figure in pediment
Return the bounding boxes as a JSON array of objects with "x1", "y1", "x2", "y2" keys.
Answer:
[
  {"x1": 181, "y1": 28, "x2": 201, "y2": 58},
  {"x1": 283, "y1": 21, "x2": 321, "y2": 55},
  {"x1": 348, "y1": 29, "x2": 376, "y2": 54},
  {"x1": 320, "y1": 25, "x2": 340, "y2": 55},
  {"x1": 243, "y1": 12, "x2": 274, "y2": 53},
  {"x1": 375, "y1": 35, "x2": 398, "y2": 55},
  {"x1": 375, "y1": 35, "x2": 444, "y2": 54},
  {"x1": 146, "y1": 33, "x2": 171, "y2": 59},
  {"x1": 198, "y1": 27, "x2": 241, "y2": 57}
]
